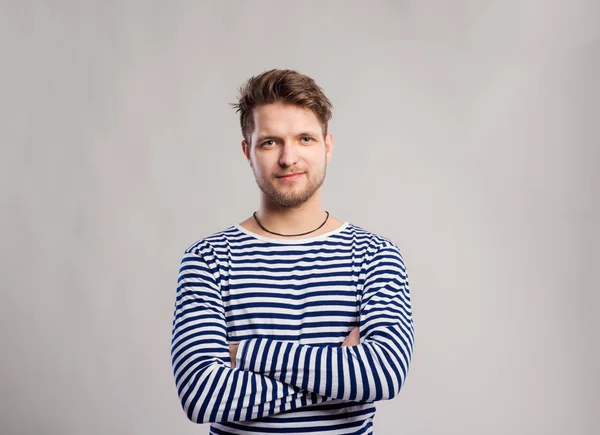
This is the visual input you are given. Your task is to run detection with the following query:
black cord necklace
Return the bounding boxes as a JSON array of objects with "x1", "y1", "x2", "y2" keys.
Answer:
[{"x1": 253, "y1": 211, "x2": 330, "y2": 237}]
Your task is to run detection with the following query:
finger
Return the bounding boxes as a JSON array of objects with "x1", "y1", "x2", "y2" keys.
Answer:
[
  {"x1": 350, "y1": 327, "x2": 360, "y2": 345},
  {"x1": 342, "y1": 328, "x2": 358, "y2": 346}
]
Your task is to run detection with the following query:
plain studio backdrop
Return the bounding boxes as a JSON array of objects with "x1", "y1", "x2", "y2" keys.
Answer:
[{"x1": 1, "y1": 1, "x2": 599, "y2": 434}]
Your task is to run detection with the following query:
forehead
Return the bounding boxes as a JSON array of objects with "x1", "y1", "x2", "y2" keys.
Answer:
[{"x1": 252, "y1": 103, "x2": 321, "y2": 136}]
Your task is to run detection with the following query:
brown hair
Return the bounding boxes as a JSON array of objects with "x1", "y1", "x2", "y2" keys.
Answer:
[{"x1": 232, "y1": 69, "x2": 333, "y2": 144}]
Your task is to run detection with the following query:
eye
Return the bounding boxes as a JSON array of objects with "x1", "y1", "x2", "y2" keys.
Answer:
[
  {"x1": 262, "y1": 140, "x2": 276, "y2": 147},
  {"x1": 300, "y1": 137, "x2": 313, "y2": 143}
]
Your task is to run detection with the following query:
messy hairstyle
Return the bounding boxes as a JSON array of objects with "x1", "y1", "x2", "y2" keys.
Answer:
[{"x1": 232, "y1": 69, "x2": 333, "y2": 144}]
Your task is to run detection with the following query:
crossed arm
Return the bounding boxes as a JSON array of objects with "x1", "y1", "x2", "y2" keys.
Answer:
[
  {"x1": 171, "y1": 243, "x2": 414, "y2": 423},
  {"x1": 171, "y1": 250, "x2": 329, "y2": 424},
  {"x1": 229, "y1": 326, "x2": 361, "y2": 367}
]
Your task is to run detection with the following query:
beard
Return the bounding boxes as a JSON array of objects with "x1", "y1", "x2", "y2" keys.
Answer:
[{"x1": 254, "y1": 164, "x2": 327, "y2": 208}]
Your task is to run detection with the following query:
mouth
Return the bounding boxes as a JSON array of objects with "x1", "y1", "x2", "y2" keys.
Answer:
[{"x1": 277, "y1": 172, "x2": 304, "y2": 182}]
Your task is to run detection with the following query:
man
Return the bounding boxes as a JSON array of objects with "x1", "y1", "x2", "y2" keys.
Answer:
[{"x1": 170, "y1": 69, "x2": 414, "y2": 434}]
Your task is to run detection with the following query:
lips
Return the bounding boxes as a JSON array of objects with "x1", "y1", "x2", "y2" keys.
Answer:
[{"x1": 277, "y1": 172, "x2": 304, "y2": 181}]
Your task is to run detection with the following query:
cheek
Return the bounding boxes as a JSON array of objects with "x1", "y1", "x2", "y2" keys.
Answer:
[
  {"x1": 252, "y1": 157, "x2": 272, "y2": 176},
  {"x1": 308, "y1": 154, "x2": 327, "y2": 168}
]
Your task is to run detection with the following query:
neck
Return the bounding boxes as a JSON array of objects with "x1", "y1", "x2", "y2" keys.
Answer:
[{"x1": 255, "y1": 193, "x2": 328, "y2": 237}]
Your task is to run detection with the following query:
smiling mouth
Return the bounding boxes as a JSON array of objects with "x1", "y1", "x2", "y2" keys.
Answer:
[{"x1": 277, "y1": 172, "x2": 304, "y2": 181}]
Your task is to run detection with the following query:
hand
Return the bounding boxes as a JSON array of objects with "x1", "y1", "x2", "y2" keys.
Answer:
[
  {"x1": 229, "y1": 343, "x2": 239, "y2": 368},
  {"x1": 341, "y1": 327, "x2": 360, "y2": 347}
]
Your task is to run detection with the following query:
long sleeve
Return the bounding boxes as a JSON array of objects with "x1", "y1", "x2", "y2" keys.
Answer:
[
  {"x1": 234, "y1": 242, "x2": 414, "y2": 403},
  {"x1": 171, "y1": 248, "x2": 328, "y2": 423}
]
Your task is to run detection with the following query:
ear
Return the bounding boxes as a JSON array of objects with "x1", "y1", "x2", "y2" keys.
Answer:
[
  {"x1": 241, "y1": 140, "x2": 252, "y2": 167},
  {"x1": 325, "y1": 132, "x2": 334, "y2": 163}
]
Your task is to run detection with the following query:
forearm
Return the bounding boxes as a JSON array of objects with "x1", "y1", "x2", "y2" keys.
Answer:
[
  {"x1": 173, "y1": 348, "x2": 328, "y2": 422},
  {"x1": 234, "y1": 322, "x2": 413, "y2": 402}
]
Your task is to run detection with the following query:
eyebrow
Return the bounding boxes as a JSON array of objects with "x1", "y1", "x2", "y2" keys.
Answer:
[{"x1": 256, "y1": 132, "x2": 320, "y2": 143}]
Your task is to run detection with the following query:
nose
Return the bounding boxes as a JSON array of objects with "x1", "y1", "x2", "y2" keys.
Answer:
[{"x1": 278, "y1": 141, "x2": 299, "y2": 167}]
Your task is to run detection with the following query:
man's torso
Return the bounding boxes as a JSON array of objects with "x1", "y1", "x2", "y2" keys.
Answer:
[{"x1": 200, "y1": 222, "x2": 389, "y2": 434}]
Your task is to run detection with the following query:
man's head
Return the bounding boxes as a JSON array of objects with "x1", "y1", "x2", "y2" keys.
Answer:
[
  {"x1": 233, "y1": 69, "x2": 334, "y2": 208},
  {"x1": 233, "y1": 69, "x2": 333, "y2": 144}
]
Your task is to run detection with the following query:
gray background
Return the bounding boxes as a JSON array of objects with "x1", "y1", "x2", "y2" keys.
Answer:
[{"x1": 2, "y1": 1, "x2": 599, "y2": 434}]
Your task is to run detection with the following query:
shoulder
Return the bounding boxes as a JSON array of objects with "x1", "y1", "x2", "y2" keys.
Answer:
[
  {"x1": 346, "y1": 223, "x2": 402, "y2": 252},
  {"x1": 343, "y1": 226, "x2": 409, "y2": 288},
  {"x1": 344, "y1": 223, "x2": 407, "y2": 272},
  {"x1": 182, "y1": 225, "x2": 242, "y2": 256}
]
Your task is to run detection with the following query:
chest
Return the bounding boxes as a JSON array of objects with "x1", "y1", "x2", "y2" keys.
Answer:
[{"x1": 221, "y1": 263, "x2": 362, "y2": 345}]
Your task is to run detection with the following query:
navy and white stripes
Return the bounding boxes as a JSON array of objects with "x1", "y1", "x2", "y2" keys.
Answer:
[{"x1": 171, "y1": 223, "x2": 414, "y2": 434}]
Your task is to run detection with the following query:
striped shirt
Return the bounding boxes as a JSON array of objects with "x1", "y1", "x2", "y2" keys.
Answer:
[{"x1": 171, "y1": 222, "x2": 414, "y2": 434}]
